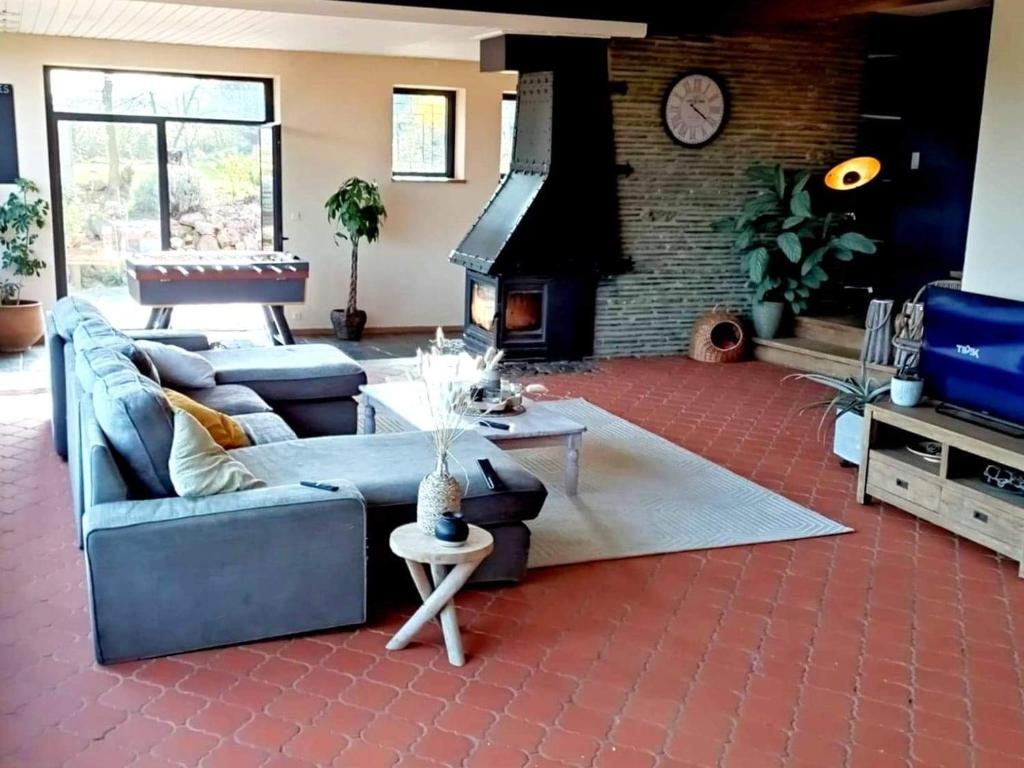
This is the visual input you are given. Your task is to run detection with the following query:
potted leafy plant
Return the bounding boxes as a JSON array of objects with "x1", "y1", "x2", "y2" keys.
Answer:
[
  {"x1": 0, "y1": 179, "x2": 50, "y2": 353},
  {"x1": 325, "y1": 177, "x2": 387, "y2": 341},
  {"x1": 786, "y1": 362, "x2": 890, "y2": 465},
  {"x1": 890, "y1": 358, "x2": 924, "y2": 407},
  {"x1": 713, "y1": 164, "x2": 877, "y2": 339}
]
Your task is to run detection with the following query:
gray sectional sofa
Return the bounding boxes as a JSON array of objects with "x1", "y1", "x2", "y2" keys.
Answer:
[{"x1": 48, "y1": 297, "x2": 547, "y2": 664}]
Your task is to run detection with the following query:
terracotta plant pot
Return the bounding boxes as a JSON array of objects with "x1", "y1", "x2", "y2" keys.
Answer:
[
  {"x1": 330, "y1": 309, "x2": 367, "y2": 341},
  {"x1": 0, "y1": 300, "x2": 44, "y2": 353}
]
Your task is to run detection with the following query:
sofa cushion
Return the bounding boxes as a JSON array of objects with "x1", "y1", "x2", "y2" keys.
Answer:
[
  {"x1": 76, "y1": 346, "x2": 139, "y2": 394},
  {"x1": 164, "y1": 389, "x2": 251, "y2": 449},
  {"x1": 234, "y1": 413, "x2": 299, "y2": 445},
  {"x1": 91, "y1": 370, "x2": 176, "y2": 498},
  {"x1": 136, "y1": 340, "x2": 216, "y2": 389},
  {"x1": 52, "y1": 296, "x2": 106, "y2": 340},
  {"x1": 200, "y1": 345, "x2": 366, "y2": 401},
  {"x1": 73, "y1": 318, "x2": 134, "y2": 355},
  {"x1": 168, "y1": 410, "x2": 265, "y2": 498},
  {"x1": 178, "y1": 384, "x2": 272, "y2": 416},
  {"x1": 131, "y1": 347, "x2": 161, "y2": 384},
  {"x1": 73, "y1": 321, "x2": 162, "y2": 384},
  {"x1": 231, "y1": 431, "x2": 547, "y2": 526}
]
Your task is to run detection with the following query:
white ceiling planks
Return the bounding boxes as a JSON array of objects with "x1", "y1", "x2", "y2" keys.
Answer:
[{"x1": 0, "y1": 0, "x2": 646, "y2": 61}]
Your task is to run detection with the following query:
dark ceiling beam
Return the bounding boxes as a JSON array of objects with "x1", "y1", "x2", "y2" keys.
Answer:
[
  {"x1": 334, "y1": 0, "x2": 989, "y2": 33},
  {"x1": 712, "y1": 0, "x2": 971, "y2": 28}
]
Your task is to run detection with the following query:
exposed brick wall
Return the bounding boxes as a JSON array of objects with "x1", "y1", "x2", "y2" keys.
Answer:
[{"x1": 595, "y1": 26, "x2": 865, "y2": 357}]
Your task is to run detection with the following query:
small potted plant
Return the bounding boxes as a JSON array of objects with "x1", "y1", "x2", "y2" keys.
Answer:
[
  {"x1": 325, "y1": 177, "x2": 387, "y2": 341},
  {"x1": 786, "y1": 362, "x2": 890, "y2": 465},
  {"x1": 713, "y1": 164, "x2": 876, "y2": 339},
  {"x1": 0, "y1": 179, "x2": 50, "y2": 353},
  {"x1": 890, "y1": 358, "x2": 924, "y2": 407}
]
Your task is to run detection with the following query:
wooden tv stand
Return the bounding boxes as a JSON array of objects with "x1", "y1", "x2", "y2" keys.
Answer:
[{"x1": 857, "y1": 401, "x2": 1024, "y2": 577}]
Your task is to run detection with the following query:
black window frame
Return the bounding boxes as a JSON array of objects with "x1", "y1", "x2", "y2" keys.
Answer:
[
  {"x1": 43, "y1": 65, "x2": 277, "y2": 299},
  {"x1": 391, "y1": 87, "x2": 456, "y2": 180}
]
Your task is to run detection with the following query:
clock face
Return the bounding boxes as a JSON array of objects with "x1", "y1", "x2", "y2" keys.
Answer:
[{"x1": 663, "y1": 72, "x2": 728, "y2": 147}]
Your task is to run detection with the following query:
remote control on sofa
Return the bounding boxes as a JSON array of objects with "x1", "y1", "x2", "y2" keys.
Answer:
[{"x1": 477, "y1": 458, "x2": 505, "y2": 491}]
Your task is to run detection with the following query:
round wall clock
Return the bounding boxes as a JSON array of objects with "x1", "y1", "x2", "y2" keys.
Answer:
[{"x1": 663, "y1": 71, "x2": 729, "y2": 148}]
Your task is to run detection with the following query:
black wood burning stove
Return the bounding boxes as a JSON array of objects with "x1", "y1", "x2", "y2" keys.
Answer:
[
  {"x1": 449, "y1": 36, "x2": 624, "y2": 361},
  {"x1": 464, "y1": 272, "x2": 595, "y2": 361}
]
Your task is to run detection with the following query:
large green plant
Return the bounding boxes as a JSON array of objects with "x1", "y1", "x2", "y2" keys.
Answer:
[
  {"x1": 0, "y1": 179, "x2": 50, "y2": 305},
  {"x1": 713, "y1": 164, "x2": 877, "y2": 315},
  {"x1": 325, "y1": 177, "x2": 387, "y2": 317}
]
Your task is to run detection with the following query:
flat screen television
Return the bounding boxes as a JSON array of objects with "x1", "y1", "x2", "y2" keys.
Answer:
[{"x1": 920, "y1": 287, "x2": 1024, "y2": 436}]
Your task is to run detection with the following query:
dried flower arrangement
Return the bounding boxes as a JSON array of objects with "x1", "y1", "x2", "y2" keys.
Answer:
[{"x1": 411, "y1": 329, "x2": 546, "y2": 533}]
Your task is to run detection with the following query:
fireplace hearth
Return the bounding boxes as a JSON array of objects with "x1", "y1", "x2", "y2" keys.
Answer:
[{"x1": 449, "y1": 35, "x2": 624, "y2": 361}]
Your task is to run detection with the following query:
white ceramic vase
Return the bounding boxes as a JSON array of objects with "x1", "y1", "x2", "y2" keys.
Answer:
[
  {"x1": 751, "y1": 300, "x2": 785, "y2": 339},
  {"x1": 890, "y1": 377, "x2": 924, "y2": 407},
  {"x1": 833, "y1": 410, "x2": 865, "y2": 465},
  {"x1": 416, "y1": 455, "x2": 462, "y2": 534}
]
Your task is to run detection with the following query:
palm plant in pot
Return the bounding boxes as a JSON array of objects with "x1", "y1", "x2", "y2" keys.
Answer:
[
  {"x1": 713, "y1": 164, "x2": 877, "y2": 339},
  {"x1": 325, "y1": 177, "x2": 387, "y2": 341},
  {"x1": 0, "y1": 179, "x2": 50, "y2": 353},
  {"x1": 786, "y1": 362, "x2": 890, "y2": 465}
]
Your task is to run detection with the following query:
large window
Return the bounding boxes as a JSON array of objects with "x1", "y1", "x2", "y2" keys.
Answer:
[
  {"x1": 391, "y1": 88, "x2": 455, "y2": 178},
  {"x1": 45, "y1": 67, "x2": 279, "y2": 329},
  {"x1": 500, "y1": 93, "x2": 517, "y2": 177}
]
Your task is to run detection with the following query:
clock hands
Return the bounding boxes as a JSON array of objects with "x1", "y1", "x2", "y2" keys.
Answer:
[{"x1": 690, "y1": 103, "x2": 712, "y2": 123}]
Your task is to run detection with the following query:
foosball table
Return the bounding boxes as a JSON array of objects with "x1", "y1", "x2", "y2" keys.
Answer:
[{"x1": 125, "y1": 251, "x2": 309, "y2": 345}]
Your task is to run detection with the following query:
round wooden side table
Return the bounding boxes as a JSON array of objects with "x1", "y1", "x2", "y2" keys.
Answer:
[{"x1": 386, "y1": 523, "x2": 494, "y2": 667}]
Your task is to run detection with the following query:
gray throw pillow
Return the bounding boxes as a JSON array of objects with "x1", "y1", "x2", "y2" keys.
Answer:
[
  {"x1": 168, "y1": 410, "x2": 265, "y2": 497},
  {"x1": 135, "y1": 339, "x2": 216, "y2": 389}
]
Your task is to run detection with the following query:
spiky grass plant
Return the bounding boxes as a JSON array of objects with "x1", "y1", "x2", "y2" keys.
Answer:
[{"x1": 785, "y1": 361, "x2": 890, "y2": 438}]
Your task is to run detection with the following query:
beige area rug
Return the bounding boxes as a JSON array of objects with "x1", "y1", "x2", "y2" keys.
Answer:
[{"x1": 376, "y1": 397, "x2": 852, "y2": 569}]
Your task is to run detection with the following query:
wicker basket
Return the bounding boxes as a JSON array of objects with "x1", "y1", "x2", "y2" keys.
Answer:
[{"x1": 688, "y1": 306, "x2": 747, "y2": 364}]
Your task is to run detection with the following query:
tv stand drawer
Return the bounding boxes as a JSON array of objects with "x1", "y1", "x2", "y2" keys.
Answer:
[
  {"x1": 940, "y1": 485, "x2": 1024, "y2": 553},
  {"x1": 866, "y1": 452, "x2": 942, "y2": 511}
]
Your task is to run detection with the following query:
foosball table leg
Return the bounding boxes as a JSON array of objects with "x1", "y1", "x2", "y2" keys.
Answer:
[
  {"x1": 263, "y1": 305, "x2": 296, "y2": 346},
  {"x1": 146, "y1": 307, "x2": 173, "y2": 330}
]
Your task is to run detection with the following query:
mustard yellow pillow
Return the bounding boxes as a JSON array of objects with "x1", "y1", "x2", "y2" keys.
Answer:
[{"x1": 163, "y1": 389, "x2": 251, "y2": 449}]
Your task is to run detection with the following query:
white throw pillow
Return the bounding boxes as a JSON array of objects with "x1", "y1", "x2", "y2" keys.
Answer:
[
  {"x1": 168, "y1": 410, "x2": 265, "y2": 497},
  {"x1": 135, "y1": 340, "x2": 216, "y2": 389}
]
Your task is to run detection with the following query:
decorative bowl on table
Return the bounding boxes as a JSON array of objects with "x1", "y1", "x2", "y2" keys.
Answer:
[{"x1": 468, "y1": 384, "x2": 524, "y2": 415}]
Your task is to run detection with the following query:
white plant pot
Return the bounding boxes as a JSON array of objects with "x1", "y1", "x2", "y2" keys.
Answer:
[
  {"x1": 890, "y1": 377, "x2": 924, "y2": 407},
  {"x1": 833, "y1": 410, "x2": 865, "y2": 465}
]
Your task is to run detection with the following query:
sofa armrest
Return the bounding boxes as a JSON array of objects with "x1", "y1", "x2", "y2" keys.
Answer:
[
  {"x1": 84, "y1": 480, "x2": 367, "y2": 664},
  {"x1": 84, "y1": 479, "x2": 363, "y2": 535},
  {"x1": 125, "y1": 329, "x2": 211, "y2": 351}
]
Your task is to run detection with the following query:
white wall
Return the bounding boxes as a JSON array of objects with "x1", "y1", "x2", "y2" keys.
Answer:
[
  {"x1": 962, "y1": 0, "x2": 1024, "y2": 300},
  {"x1": 0, "y1": 34, "x2": 515, "y2": 330}
]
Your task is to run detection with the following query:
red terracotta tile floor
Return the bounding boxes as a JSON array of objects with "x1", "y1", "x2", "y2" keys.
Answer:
[{"x1": 3, "y1": 357, "x2": 1024, "y2": 768}]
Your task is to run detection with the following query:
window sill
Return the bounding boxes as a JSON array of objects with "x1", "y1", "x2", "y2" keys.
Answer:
[{"x1": 391, "y1": 176, "x2": 466, "y2": 184}]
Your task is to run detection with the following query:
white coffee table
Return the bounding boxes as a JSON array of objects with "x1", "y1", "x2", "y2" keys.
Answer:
[{"x1": 359, "y1": 381, "x2": 586, "y2": 495}]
